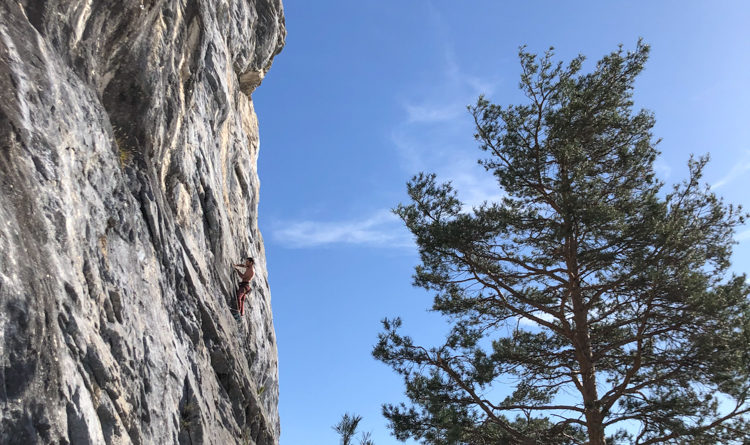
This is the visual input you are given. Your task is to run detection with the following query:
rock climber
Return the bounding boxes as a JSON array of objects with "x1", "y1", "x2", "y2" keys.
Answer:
[{"x1": 232, "y1": 257, "x2": 255, "y2": 319}]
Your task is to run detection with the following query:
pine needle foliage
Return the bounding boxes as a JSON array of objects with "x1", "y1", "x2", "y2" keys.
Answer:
[
  {"x1": 334, "y1": 413, "x2": 362, "y2": 445},
  {"x1": 374, "y1": 41, "x2": 750, "y2": 445},
  {"x1": 334, "y1": 413, "x2": 376, "y2": 445}
]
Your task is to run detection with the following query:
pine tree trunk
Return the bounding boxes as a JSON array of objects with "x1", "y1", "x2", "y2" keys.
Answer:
[
  {"x1": 584, "y1": 408, "x2": 606, "y2": 445},
  {"x1": 566, "y1": 230, "x2": 607, "y2": 445},
  {"x1": 575, "y1": 322, "x2": 607, "y2": 445},
  {"x1": 574, "y1": 309, "x2": 606, "y2": 445}
]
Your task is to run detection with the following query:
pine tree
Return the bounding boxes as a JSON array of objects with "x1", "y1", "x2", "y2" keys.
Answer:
[
  {"x1": 334, "y1": 413, "x2": 375, "y2": 445},
  {"x1": 374, "y1": 41, "x2": 750, "y2": 445}
]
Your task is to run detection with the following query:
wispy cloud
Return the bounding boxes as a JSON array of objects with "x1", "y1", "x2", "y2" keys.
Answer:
[
  {"x1": 271, "y1": 8, "x2": 501, "y2": 250},
  {"x1": 517, "y1": 311, "x2": 559, "y2": 328},
  {"x1": 653, "y1": 161, "x2": 672, "y2": 180},
  {"x1": 399, "y1": 45, "x2": 497, "y2": 127},
  {"x1": 392, "y1": 42, "x2": 502, "y2": 212},
  {"x1": 711, "y1": 150, "x2": 750, "y2": 190},
  {"x1": 450, "y1": 168, "x2": 505, "y2": 210},
  {"x1": 736, "y1": 228, "x2": 750, "y2": 242},
  {"x1": 403, "y1": 102, "x2": 464, "y2": 124},
  {"x1": 272, "y1": 210, "x2": 413, "y2": 249}
]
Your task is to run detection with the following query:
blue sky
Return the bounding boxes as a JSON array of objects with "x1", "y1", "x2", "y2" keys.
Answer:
[{"x1": 253, "y1": 1, "x2": 750, "y2": 443}]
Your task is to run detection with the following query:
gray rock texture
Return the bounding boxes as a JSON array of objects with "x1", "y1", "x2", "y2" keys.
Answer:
[{"x1": 0, "y1": 1, "x2": 285, "y2": 444}]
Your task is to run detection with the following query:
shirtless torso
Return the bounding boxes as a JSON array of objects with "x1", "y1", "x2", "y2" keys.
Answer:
[{"x1": 233, "y1": 259, "x2": 255, "y2": 282}]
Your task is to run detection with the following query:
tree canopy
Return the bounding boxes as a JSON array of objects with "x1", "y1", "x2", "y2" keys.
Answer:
[{"x1": 374, "y1": 41, "x2": 750, "y2": 445}]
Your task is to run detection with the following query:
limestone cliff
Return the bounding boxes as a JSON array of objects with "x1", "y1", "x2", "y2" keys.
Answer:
[{"x1": 0, "y1": 1, "x2": 285, "y2": 444}]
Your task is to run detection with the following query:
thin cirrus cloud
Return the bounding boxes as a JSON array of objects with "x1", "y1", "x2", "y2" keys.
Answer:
[
  {"x1": 273, "y1": 15, "x2": 503, "y2": 251},
  {"x1": 392, "y1": 44, "x2": 503, "y2": 211},
  {"x1": 271, "y1": 210, "x2": 413, "y2": 249},
  {"x1": 653, "y1": 161, "x2": 672, "y2": 180},
  {"x1": 400, "y1": 45, "x2": 497, "y2": 125},
  {"x1": 711, "y1": 150, "x2": 750, "y2": 190},
  {"x1": 403, "y1": 102, "x2": 464, "y2": 124}
]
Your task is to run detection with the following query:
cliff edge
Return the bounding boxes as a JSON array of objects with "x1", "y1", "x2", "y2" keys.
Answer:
[{"x1": 0, "y1": 1, "x2": 285, "y2": 444}]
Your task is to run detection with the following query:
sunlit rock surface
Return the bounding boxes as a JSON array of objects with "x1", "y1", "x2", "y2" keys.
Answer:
[{"x1": 0, "y1": 1, "x2": 285, "y2": 443}]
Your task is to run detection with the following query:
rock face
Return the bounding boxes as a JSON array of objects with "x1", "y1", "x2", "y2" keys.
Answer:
[{"x1": 0, "y1": 1, "x2": 285, "y2": 444}]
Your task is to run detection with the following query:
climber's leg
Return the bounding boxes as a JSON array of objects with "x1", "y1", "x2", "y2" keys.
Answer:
[{"x1": 236, "y1": 282, "x2": 250, "y2": 316}]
